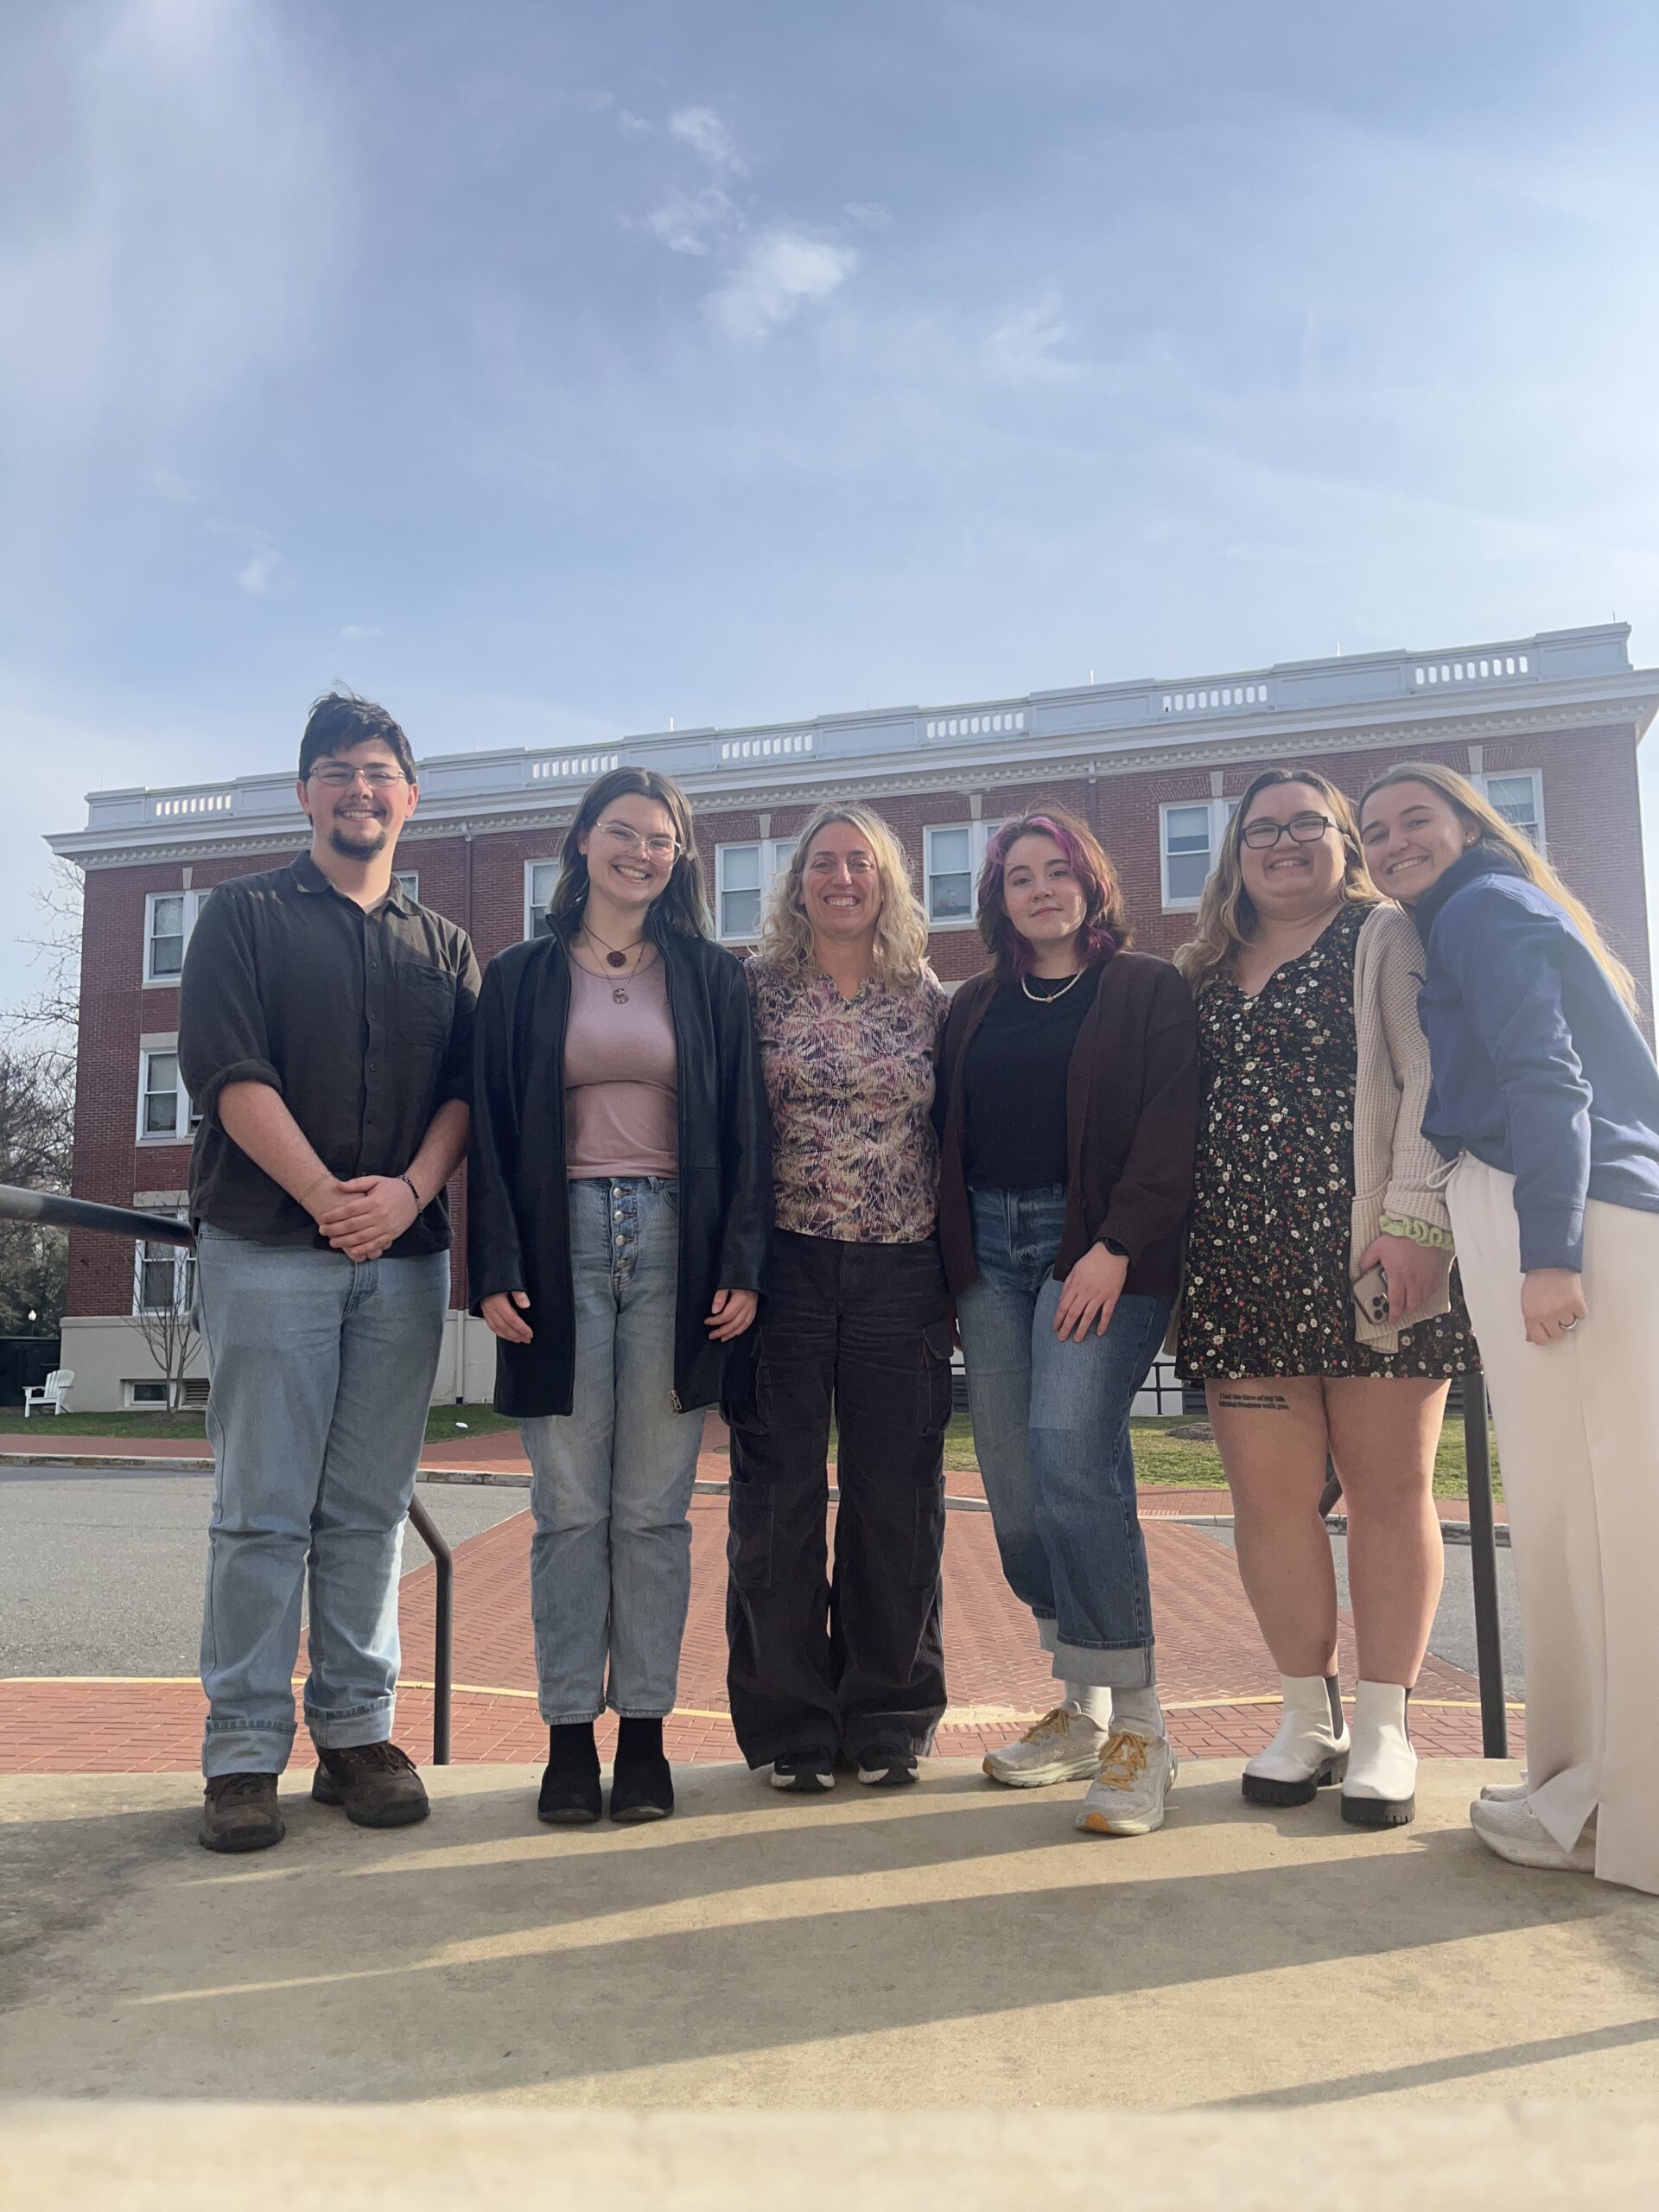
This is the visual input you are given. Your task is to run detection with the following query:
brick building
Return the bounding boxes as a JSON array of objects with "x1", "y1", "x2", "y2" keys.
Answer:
[{"x1": 46, "y1": 622, "x2": 1659, "y2": 1410}]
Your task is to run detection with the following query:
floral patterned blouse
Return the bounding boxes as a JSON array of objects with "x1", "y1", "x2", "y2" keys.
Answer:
[{"x1": 746, "y1": 957, "x2": 949, "y2": 1243}]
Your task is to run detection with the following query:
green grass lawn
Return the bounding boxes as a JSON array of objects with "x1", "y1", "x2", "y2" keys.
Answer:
[{"x1": 8, "y1": 1402, "x2": 1500, "y2": 1501}]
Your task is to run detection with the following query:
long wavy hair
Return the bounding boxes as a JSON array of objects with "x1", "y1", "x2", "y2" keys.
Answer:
[
  {"x1": 1174, "y1": 767, "x2": 1380, "y2": 993},
  {"x1": 1358, "y1": 760, "x2": 1638, "y2": 1013},
  {"x1": 976, "y1": 808, "x2": 1131, "y2": 981},
  {"x1": 756, "y1": 803, "x2": 931, "y2": 988},
  {"x1": 547, "y1": 766, "x2": 712, "y2": 938}
]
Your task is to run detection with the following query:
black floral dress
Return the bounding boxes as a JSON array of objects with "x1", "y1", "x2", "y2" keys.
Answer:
[{"x1": 1175, "y1": 904, "x2": 1476, "y2": 1382}]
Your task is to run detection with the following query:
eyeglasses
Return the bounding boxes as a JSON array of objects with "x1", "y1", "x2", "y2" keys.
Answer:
[
  {"x1": 309, "y1": 765, "x2": 409, "y2": 790},
  {"x1": 594, "y1": 820, "x2": 680, "y2": 863},
  {"x1": 1241, "y1": 812, "x2": 1334, "y2": 850}
]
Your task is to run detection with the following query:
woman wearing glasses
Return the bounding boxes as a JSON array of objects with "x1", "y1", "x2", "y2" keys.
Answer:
[
  {"x1": 469, "y1": 767, "x2": 771, "y2": 1825},
  {"x1": 1173, "y1": 768, "x2": 1475, "y2": 1829},
  {"x1": 1359, "y1": 763, "x2": 1659, "y2": 1891}
]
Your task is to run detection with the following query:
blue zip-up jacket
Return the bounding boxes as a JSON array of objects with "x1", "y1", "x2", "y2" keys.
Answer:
[{"x1": 1414, "y1": 845, "x2": 1659, "y2": 1272}]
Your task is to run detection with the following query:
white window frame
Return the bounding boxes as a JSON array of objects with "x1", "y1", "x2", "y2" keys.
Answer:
[
  {"x1": 136, "y1": 1046, "x2": 200, "y2": 1145},
  {"x1": 923, "y1": 822, "x2": 1001, "y2": 928},
  {"x1": 715, "y1": 839, "x2": 793, "y2": 944},
  {"x1": 524, "y1": 859, "x2": 563, "y2": 940},
  {"x1": 1475, "y1": 770, "x2": 1545, "y2": 852},
  {"x1": 124, "y1": 1375, "x2": 209, "y2": 1409},
  {"x1": 392, "y1": 869, "x2": 419, "y2": 902},
  {"x1": 1160, "y1": 798, "x2": 1238, "y2": 912},
  {"x1": 132, "y1": 1233, "x2": 197, "y2": 1317},
  {"x1": 143, "y1": 888, "x2": 209, "y2": 986}
]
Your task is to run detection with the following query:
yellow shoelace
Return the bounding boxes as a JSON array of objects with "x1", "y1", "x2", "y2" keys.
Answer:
[{"x1": 1096, "y1": 1729, "x2": 1153, "y2": 1789}]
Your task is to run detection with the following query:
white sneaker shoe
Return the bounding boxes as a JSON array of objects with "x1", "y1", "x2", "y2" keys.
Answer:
[
  {"x1": 1075, "y1": 1728, "x2": 1176, "y2": 1837},
  {"x1": 1242, "y1": 1675, "x2": 1349, "y2": 1808},
  {"x1": 1479, "y1": 1770, "x2": 1529, "y2": 1802},
  {"x1": 1341, "y1": 1681, "x2": 1417, "y2": 1829},
  {"x1": 983, "y1": 1702, "x2": 1109, "y2": 1789},
  {"x1": 1469, "y1": 1794, "x2": 1595, "y2": 1874}
]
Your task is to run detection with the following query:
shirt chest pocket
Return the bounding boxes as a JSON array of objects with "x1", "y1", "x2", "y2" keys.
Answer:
[{"x1": 396, "y1": 963, "x2": 456, "y2": 1050}]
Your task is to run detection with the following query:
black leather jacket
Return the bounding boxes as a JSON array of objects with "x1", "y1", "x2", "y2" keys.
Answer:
[{"x1": 467, "y1": 912, "x2": 772, "y2": 1419}]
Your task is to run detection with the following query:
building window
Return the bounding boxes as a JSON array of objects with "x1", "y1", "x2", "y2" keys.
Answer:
[
  {"x1": 923, "y1": 823, "x2": 1001, "y2": 925},
  {"x1": 1160, "y1": 798, "x2": 1237, "y2": 910},
  {"x1": 137, "y1": 1049, "x2": 200, "y2": 1142},
  {"x1": 124, "y1": 1376, "x2": 210, "y2": 1409},
  {"x1": 715, "y1": 840, "x2": 792, "y2": 941},
  {"x1": 133, "y1": 1237, "x2": 197, "y2": 1315},
  {"x1": 1477, "y1": 771, "x2": 1544, "y2": 850},
  {"x1": 524, "y1": 860, "x2": 562, "y2": 940},
  {"x1": 393, "y1": 870, "x2": 418, "y2": 902},
  {"x1": 143, "y1": 889, "x2": 208, "y2": 984}
]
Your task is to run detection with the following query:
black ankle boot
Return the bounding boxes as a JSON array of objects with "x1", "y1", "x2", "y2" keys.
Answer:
[
  {"x1": 537, "y1": 1723, "x2": 601, "y2": 1825},
  {"x1": 610, "y1": 1716, "x2": 674, "y2": 1824}
]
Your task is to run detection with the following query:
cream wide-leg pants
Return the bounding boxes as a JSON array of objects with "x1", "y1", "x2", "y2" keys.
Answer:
[{"x1": 1447, "y1": 1154, "x2": 1659, "y2": 1893}]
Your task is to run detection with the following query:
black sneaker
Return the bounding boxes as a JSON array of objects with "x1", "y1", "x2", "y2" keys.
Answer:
[
  {"x1": 771, "y1": 1754, "x2": 836, "y2": 1793},
  {"x1": 199, "y1": 1772, "x2": 285, "y2": 1853},
  {"x1": 855, "y1": 1745, "x2": 919, "y2": 1788}
]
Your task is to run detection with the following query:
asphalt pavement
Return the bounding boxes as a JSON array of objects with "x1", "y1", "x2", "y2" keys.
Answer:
[{"x1": 0, "y1": 1465, "x2": 526, "y2": 1679}]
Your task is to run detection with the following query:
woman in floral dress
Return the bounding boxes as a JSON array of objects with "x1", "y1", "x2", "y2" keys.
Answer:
[{"x1": 1174, "y1": 767, "x2": 1475, "y2": 1830}]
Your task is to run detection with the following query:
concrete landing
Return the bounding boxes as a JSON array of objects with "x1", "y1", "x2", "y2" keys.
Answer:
[{"x1": 2, "y1": 1760, "x2": 1656, "y2": 2111}]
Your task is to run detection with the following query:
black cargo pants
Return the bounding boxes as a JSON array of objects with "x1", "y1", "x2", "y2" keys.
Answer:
[{"x1": 724, "y1": 1229, "x2": 952, "y2": 1767}]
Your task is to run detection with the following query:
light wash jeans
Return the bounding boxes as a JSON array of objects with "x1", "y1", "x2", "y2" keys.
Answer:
[
  {"x1": 194, "y1": 1225, "x2": 449, "y2": 1777},
  {"x1": 519, "y1": 1178, "x2": 706, "y2": 1725},
  {"x1": 955, "y1": 1185, "x2": 1171, "y2": 1690}
]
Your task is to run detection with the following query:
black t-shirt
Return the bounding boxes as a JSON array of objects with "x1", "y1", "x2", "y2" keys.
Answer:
[{"x1": 962, "y1": 965, "x2": 1104, "y2": 1189}]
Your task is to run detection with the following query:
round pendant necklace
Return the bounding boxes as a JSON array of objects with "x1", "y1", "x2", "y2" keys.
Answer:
[
  {"x1": 580, "y1": 924, "x2": 652, "y2": 1004},
  {"x1": 1021, "y1": 967, "x2": 1086, "y2": 1004}
]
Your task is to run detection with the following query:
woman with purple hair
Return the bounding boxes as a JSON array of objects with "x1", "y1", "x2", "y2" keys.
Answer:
[{"x1": 935, "y1": 807, "x2": 1199, "y2": 1836}]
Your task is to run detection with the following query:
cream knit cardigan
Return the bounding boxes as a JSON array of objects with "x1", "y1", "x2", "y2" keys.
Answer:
[{"x1": 1351, "y1": 899, "x2": 1455, "y2": 1351}]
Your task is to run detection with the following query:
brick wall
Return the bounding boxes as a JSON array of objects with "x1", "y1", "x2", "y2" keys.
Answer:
[{"x1": 67, "y1": 720, "x2": 1651, "y2": 1319}]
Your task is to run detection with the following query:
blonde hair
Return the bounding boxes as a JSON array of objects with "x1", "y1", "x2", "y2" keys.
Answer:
[
  {"x1": 1174, "y1": 767, "x2": 1380, "y2": 993},
  {"x1": 756, "y1": 803, "x2": 931, "y2": 988},
  {"x1": 1358, "y1": 760, "x2": 1639, "y2": 1014}
]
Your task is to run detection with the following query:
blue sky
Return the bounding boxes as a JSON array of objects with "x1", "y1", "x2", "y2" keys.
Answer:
[{"x1": 5, "y1": 0, "x2": 1659, "y2": 1005}]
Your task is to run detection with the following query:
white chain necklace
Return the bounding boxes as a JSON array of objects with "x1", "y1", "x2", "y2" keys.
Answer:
[{"x1": 1020, "y1": 967, "x2": 1087, "y2": 1004}]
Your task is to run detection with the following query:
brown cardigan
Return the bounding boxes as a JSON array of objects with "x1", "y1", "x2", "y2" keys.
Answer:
[{"x1": 935, "y1": 952, "x2": 1200, "y2": 1298}]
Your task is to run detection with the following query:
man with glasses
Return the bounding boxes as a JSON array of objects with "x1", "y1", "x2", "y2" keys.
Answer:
[{"x1": 179, "y1": 691, "x2": 480, "y2": 1853}]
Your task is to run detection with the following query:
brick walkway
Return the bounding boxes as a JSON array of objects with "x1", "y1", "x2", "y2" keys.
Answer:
[{"x1": 0, "y1": 1481, "x2": 1519, "y2": 1775}]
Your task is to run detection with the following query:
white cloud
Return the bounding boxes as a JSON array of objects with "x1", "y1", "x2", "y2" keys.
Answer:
[
  {"x1": 238, "y1": 546, "x2": 278, "y2": 594},
  {"x1": 704, "y1": 231, "x2": 858, "y2": 341},
  {"x1": 615, "y1": 109, "x2": 652, "y2": 138},
  {"x1": 340, "y1": 623, "x2": 380, "y2": 640},
  {"x1": 146, "y1": 465, "x2": 201, "y2": 505},
  {"x1": 982, "y1": 296, "x2": 1079, "y2": 385},
  {"x1": 644, "y1": 186, "x2": 734, "y2": 257},
  {"x1": 844, "y1": 201, "x2": 892, "y2": 229},
  {"x1": 669, "y1": 105, "x2": 745, "y2": 172}
]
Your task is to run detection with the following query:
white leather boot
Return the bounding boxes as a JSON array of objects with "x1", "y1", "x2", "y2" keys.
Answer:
[
  {"x1": 1341, "y1": 1681, "x2": 1416, "y2": 1827},
  {"x1": 1242, "y1": 1675, "x2": 1349, "y2": 1807}
]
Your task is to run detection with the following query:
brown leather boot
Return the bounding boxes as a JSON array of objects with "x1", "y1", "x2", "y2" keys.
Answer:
[
  {"x1": 311, "y1": 1741, "x2": 430, "y2": 1828},
  {"x1": 199, "y1": 1773, "x2": 285, "y2": 1853}
]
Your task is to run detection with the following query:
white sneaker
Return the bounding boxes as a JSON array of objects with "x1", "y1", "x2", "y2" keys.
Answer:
[
  {"x1": 1479, "y1": 1770, "x2": 1529, "y2": 1802},
  {"x1": 1469, "y1": 1794, "x2": 1595, "y2": 1874},
  {"x1": 1242, "y1": 1674, "x2": 1349, "y2": 1808},
  {"x1": 982, "y1": 1702, "x2": 1109, "y2": 1789},
  {"x1": 1075, "y1": 1729, "x2": 1176, "y2": 1837}
]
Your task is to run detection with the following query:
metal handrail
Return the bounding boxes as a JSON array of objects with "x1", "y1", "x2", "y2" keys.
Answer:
[{"x1": 0, "y1": 1182, "x2": 454, "y2": 1764}]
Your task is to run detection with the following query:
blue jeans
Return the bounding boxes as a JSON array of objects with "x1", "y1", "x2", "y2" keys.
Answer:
[
  {"x1": 955, "y1": 1186, "x2": 1170, "y2": 1690},
  {"x1": 194, "y1": 1226, "x2": 449, "y2": 1777},
  {"x1": 519, "y1": 1179, "x2": 706, "y2": 1724}
]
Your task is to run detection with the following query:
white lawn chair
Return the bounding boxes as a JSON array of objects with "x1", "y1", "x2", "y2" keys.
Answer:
[{"x1": 22, "y1": 1368, "x2": 73, "y2": 1418}]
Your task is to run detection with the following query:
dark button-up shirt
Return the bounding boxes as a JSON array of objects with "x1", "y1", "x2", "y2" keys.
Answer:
[{"x1": 179, "y1": 853, "x2": 480, "y2": 1253}]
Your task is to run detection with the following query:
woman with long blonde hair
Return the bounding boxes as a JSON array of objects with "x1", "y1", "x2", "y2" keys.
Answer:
[
  {"x1": 1173, "y1": 767, "x2": 1476, "y2": 1830},
  {"x1": 724, "y1": 804, "x2": 952, "y2": 1791},
  {"x1": 1358, "y1": 762, "x2": 1659, "y2": 1889}
]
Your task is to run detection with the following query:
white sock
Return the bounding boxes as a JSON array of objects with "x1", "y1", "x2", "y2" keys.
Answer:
[
  {"x1": 1111, "y1": 1686, "x2": 1165, "y2": 1739},
  {"x1": 1065, "y1": 1682, "x2": 1113, "y2": 1727}
]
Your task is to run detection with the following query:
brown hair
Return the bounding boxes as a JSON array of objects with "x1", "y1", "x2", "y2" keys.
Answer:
[
  {"x1": 548, "y1": 766, "x2": 712, "y2": 938},
  {"x1": 976, "y1": 807, "x2": 1132, "y2": 981}
]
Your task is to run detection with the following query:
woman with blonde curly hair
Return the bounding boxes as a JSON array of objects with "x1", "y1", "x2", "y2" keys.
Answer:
[
  {"x1": 1173, "y1": 767, "x2": 1476, "y2": 1832},
  {"x1": 724, "y1": 803, "x2": 952, "y2": 1791}
]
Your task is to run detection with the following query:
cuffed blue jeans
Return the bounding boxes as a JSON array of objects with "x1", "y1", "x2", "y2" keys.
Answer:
[
  {"x1": 955, "y1": 1185, "x2": 1170, "y2": 1690},
  {"x1": 519, "y1": 1178, "x2": 706, "y2": 1726},
  {"x1": 194, "y1": 1225, "x2": 449, "y2": 1777}
]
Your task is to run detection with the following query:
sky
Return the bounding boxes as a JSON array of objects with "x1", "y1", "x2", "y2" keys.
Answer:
[{"x1": 4, "y1": 0, "x2": 1659, "y2": 1007}]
